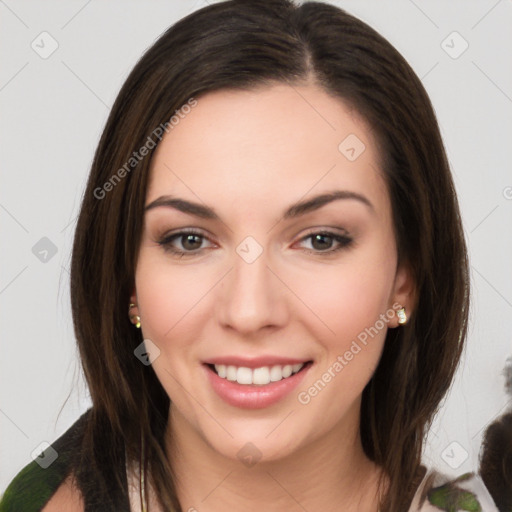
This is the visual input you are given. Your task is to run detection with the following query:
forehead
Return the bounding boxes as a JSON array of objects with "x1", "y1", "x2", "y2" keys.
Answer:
[{"x1": 147, "y1": 83, "x2": 388, "y2": 217}]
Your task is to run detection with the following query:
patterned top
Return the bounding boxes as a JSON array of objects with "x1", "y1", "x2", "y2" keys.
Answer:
[
  {"x1": 0, "y1": 411, "x2": 501, "y2": 511},
  {"x1": 407, "y1": 468, "x2": 499, "y2": 512},
  {"x1": 124, "y1": 461, "x2": 500, "y2": 512}
]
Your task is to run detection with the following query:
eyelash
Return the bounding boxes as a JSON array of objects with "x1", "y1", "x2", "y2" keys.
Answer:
[{"x1": 156, "y1": 228, "x2": 353, "y2": 258}]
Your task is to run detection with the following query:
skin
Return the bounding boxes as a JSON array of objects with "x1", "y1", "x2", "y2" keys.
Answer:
[
  {"x1": 42, "y1": 476, "x2": 83, "y2": 511},
  {"x1": 126, "y1": 82, "x2": 415, "y2": 512}
]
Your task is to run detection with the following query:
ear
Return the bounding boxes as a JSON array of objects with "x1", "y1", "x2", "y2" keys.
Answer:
[
  {"x1": 129, "y1": 288, "x2": 139, "y2": 315},
  {"x1": 129, "y1": 288, "x2": 137, "y2": 304},
  {"x1": 389, "y1": 262, "x2": 416, "y2": 327}
]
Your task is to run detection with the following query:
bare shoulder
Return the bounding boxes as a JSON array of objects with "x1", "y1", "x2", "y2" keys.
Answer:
[{"x1": 42, "y1": 474, "x2": 84, "y2": 512}]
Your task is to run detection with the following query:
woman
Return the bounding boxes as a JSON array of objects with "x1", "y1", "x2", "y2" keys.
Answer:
[{"x1": 0, "y1": 0, "x2": 501, "y2": 510}]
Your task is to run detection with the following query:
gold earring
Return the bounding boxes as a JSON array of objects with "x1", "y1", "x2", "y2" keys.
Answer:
[
  {"x1": 129, "y1": 303, "x2": 141, "y2": 329},
  {"x1": 397, "y1": 307, "x2": 407, "y2": 325}
]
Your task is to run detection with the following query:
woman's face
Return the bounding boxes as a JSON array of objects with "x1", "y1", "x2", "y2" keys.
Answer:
[{"x1": 134, "y1": 83, "x2": 413, "y2": 462}]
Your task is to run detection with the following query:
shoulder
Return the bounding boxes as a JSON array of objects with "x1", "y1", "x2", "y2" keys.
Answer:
[
  {"x1": 41, "y1": 475, "x2": 84, "y2": 512},
  {"x1": 408, "y1": 467, "x2": 501, "y2": 512},
  {"x1": 0, "y1": 410, "x2": 90, "y2": 512}
]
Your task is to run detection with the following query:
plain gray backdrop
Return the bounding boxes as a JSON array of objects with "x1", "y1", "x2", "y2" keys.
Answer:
[{"x1": 1, "y1": 0, "x2": 511, "y2": 493}]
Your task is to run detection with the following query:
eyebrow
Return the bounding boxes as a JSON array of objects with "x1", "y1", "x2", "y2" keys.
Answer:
[{"x1": 144, "y1": 190, "x2": 375, "y2": 220}]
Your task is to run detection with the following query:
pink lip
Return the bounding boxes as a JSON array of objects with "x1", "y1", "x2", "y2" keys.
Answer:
[
  {"x1": 202, "y1": 356, "x2": 310, "y2": 369},
  {"x1": 203, "y1": 361, "x2": 313, "y2": 409}
]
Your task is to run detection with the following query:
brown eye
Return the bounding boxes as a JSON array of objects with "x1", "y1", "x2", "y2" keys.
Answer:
[
  {"x1": 180, "y1": 233, "x2": 203, "y2": 251},
  {"x1": 311, "y1": 233, "x2": 335, "y2": 251},
  {"x1": 157, "y1": 230, "x2": 212, "y2": 257},
  {"x1": 298, "y1": 231, "x2": 353, "y2": 254}
]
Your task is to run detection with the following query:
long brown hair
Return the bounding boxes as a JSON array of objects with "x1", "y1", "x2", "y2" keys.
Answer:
[{"x1": 69, "y1": 0, "x2": 470, "y2": 510}]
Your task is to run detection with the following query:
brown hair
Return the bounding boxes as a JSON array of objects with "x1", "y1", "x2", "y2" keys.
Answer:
[
  {"x1": 69, "y1": 0, "x2": 470, "y2": 510},
  {"x1": 479, "y1": 361, "x2": 512, "y2": 511}
]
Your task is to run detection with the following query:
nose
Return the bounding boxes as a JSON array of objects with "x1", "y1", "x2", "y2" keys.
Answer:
[{"x1": 216, "y1": 246, "x2": 288, "y2": 336}]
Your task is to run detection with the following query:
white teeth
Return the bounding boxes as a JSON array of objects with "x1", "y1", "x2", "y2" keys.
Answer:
[
  {"x1": 237, "y1": 367, "x2": 252, "y2": 385},
  {"x1": 282, "y1": 365, "x2": 292, "y2": 378},
  {"x1": 226, "y1": 365, "x2": 237, "y2": 381},
  {"x1": 253, "y1": 367, "x2": 270, "y2": 385},
  {"x1": 269, "y1": 365, "x2": 283, "y2": 382},
  {"x1": 213, "y1": 363, "x2": 306, "y2": 385}
]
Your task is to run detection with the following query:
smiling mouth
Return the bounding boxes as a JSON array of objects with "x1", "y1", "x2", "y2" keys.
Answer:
[{"x1": 206, "y1": 361, "x2": 313, "y2": 386}]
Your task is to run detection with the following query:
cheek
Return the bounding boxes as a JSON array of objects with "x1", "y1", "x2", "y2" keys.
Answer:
[
  {"x1": 292, "y1": 255, "x2": 395, "y2": 345},
  {"x1": 135, "y1": 254, "x2": 206, "y2": 343},
  {"x1": 293, "y1": 261, "x2": 393, "y2": 419}
]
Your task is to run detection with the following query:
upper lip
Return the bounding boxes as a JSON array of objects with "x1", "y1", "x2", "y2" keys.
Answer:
[{"x1": 203, "y1": 356, "x2": 312, "y2": 369}]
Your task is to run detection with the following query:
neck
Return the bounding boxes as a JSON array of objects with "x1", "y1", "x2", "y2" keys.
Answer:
[{"x1": 165, "y1": 402, "x2": 387, "y2": 512}]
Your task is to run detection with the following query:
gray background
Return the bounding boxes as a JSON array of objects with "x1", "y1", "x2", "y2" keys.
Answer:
[{"x1": 1, "y1": 0, "x2": 511, "y2": 492}]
